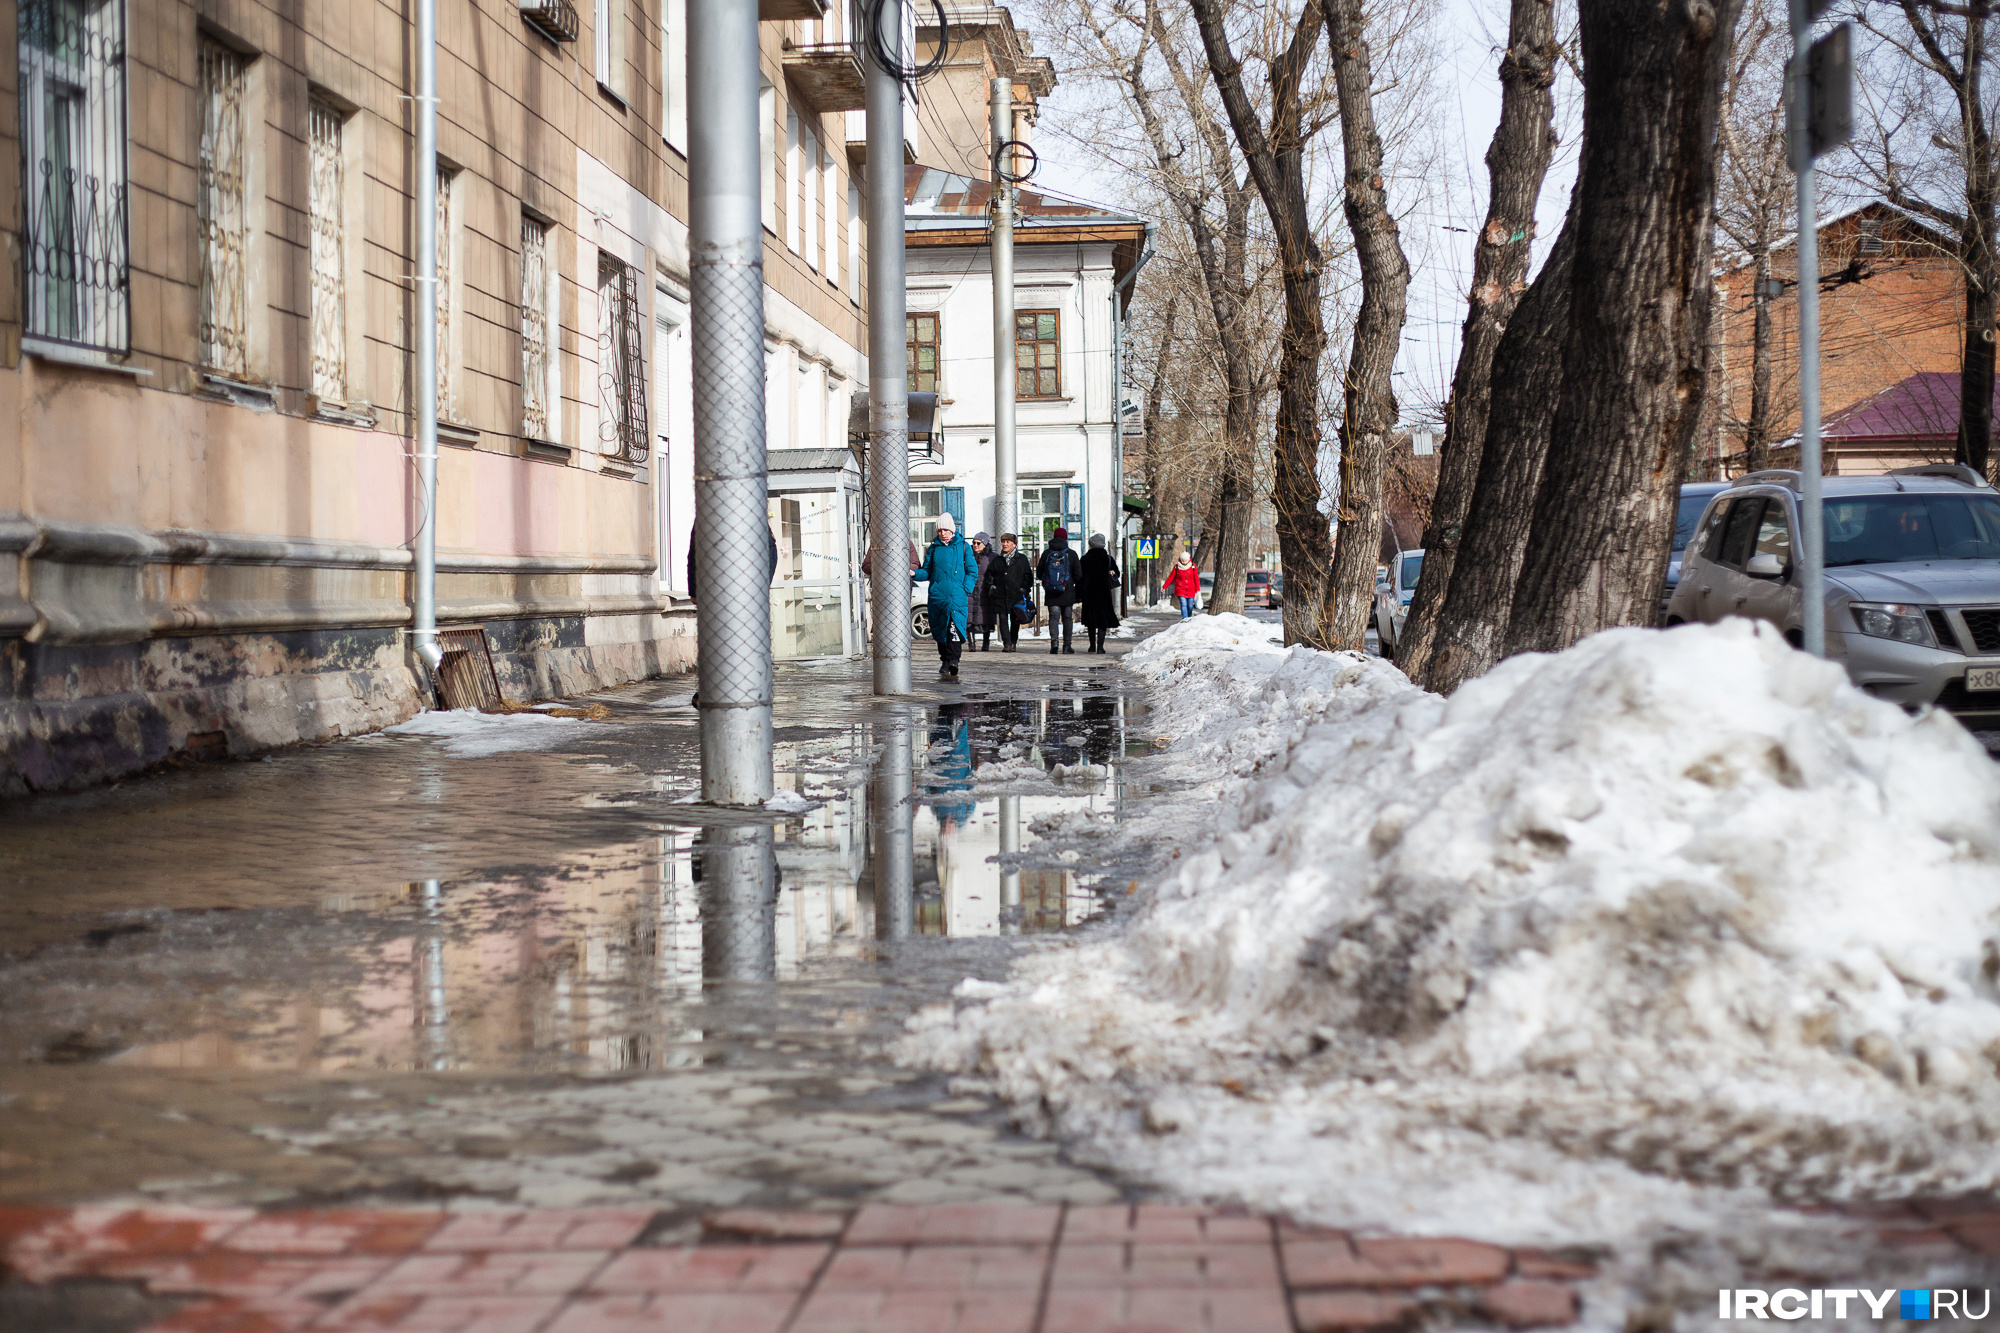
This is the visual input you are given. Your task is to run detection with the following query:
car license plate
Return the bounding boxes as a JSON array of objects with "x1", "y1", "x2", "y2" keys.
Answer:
[{"x1": 1968, "y1": 667, "x2": 2000, "y2": 693}]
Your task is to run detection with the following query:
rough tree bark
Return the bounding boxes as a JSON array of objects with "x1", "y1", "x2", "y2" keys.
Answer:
[
  {"x1": 1396, "y1": 0, "x2": 1558, "y2": 678},
  {"x1": 1322, "y1": 0, "x2": 1412, "y2": 649},
  {"x1": 1418, "y1": 209, "x2": 1576, "y2": 693},
  {"x1": 1745, "y1": 248, "x2": 1776, "y2": 470},
  {"x1": 1187, "y1": 0, "x2": 1334, "y2": 642},
  {"x1": 1714, "y1": 1, "x2": 1791, "y2": 475},
  {"x1": 1504, "y1": 0, "x2": 1739, "y2": 654}
]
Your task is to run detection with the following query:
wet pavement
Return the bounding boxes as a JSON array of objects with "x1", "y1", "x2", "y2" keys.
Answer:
[{"x1": 0, "y1": 632, "x2": 1164, "y2": 1219}]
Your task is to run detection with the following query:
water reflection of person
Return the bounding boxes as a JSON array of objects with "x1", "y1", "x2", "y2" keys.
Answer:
[
  {"x1": 1080, "y1": 693, "x2": 1119, "y2": 766},
  {"x1": 924, "y1": 704, "x2": 976, "y2": 831}
]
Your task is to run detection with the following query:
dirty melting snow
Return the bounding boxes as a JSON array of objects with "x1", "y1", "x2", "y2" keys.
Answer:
[
  {"x1": 903, "y1": 615, "x2": 2000, "y2": 1250},
  {"x1": 381, "y1": 708, "x2": 596, "y2": 757}
]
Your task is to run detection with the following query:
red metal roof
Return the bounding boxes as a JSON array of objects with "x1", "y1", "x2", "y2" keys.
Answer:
[{"x1": 1823, "y1": 372, "x2": 1999, "y2": 443}]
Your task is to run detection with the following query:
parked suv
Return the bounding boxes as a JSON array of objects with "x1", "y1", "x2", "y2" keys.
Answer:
[
  {"x1": 1245, "y1": 570, "x2": 1282, "y2": 609},
  {"x1": 1664, "y1": 480, "x2": 1731, "y2": 618},
  {"x1": 1664, "y1": 465, "x2": 2000, "y2": 723},
  {"x1": 1373, "y1": 549, "x2": 1423, "y2": 655}
]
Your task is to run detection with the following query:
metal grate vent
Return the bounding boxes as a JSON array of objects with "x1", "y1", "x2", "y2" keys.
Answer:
[
  {"x1": 432, "y1": 627, "x2": 504, "y2": 712},
  {"x1": 1963, "y1": 609, "x2": 2000, "y2": 655},
  {"x1": 1927, "y1": 609, "x2": 1959, "y2": 652}
]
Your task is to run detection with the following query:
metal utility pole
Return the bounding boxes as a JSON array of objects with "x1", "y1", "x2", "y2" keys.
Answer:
[
  {"x1": 867, "y1": 7, "x2": 912, "y2": 695},
  {"x1": 411, "y1": 0, "x2": 442, "y2": 682},
  {"x1": 699, "y1": 826, "x2": 777, "y2": 983},
  {"x1": 689, "y1": 0, "x2": 774, "y2": 803},
  {"x1": 872, "y1": 717, "x2": 914, "y2": 938},
  {"x1": 990, "y1": 77, "x2": 1017, "y2": 544}
]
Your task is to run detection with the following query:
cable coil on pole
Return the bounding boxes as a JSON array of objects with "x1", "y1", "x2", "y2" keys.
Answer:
[
  {"x1": 864, "y1": 0, "x2": 948, "y2": 83},
  {"x1": 993, "y1": 139, "x2": 1038, "y2": 185}
]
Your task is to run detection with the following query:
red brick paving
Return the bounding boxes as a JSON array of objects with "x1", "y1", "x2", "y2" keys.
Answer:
[{"x1": 3, "y1": 1197, "x2": 1993, "y2": 1331}]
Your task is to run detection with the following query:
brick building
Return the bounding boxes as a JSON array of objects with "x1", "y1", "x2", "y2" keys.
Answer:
[
  {"x1": 1712, "y1": 200, "x2": 1971, "y2": 475},
  {"x1": 1, "y1": 0, "x2": 876, "y2": 791}
]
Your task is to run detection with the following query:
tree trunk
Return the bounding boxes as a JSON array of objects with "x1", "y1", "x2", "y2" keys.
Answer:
[
  {"x1": 1418, "y1": 209, "x2": 1577, "y2": 694},
  {"x1": 1187, "y1": 0, "x2": 1333, "y2": 641},
  {"x1": 1323, "y1": 0, "x2": 1412, "y2": 650},
  {"x1": 1958, "y1": 0, "x2": 1997, "y2": 478},
  {"x1": 1396, "y1": 0, "x2": 1558, "y2": 678},
  {"x1": 1504, "y1": 0, "x2": 1737, "y2": 655},
  {"x1": 1745, "y1": 246, "x2": 1773, "y2": 472}
]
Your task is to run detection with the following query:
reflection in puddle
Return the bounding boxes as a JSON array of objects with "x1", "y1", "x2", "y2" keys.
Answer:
[{"x1": 29, "y1": 691, "x2": 1139, "y2": 1077}]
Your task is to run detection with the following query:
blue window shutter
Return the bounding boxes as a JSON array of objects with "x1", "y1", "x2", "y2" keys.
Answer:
[
  {"x1": 943, "y1": 487, "x2": 965, "y2": 527},
  {"x1": 1063, "y1": 484, "x2": 1083, "y2": 530}
]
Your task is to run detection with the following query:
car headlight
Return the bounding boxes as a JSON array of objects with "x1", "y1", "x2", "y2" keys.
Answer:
[{"x1": 1849, "y1": 602, "x2": 1936, "y2": 646}]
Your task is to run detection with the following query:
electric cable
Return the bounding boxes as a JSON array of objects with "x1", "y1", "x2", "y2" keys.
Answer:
[
  {"x1": 994, "y1": 139, "x2": 1039, "y2": 184},
  {"x1": 865, "y1": 0, "x2": 949, "y2": 84}
]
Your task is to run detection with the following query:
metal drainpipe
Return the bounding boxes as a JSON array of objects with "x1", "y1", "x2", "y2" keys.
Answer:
[
  {"x1": 411, "y1": 0, "x2": 442, "y2": 678},
  {"x1": 689, "y1": 0, "x2": 774, "y2": 804}
]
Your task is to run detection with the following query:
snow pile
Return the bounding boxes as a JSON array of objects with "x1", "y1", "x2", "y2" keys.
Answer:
[
  {"x1": 973, "y1": 756, "x2": 1053, "y2": 792},
  {"x1": 765, "y1": 789, "x2": 815, "y2": 813},
  {"x1": 905, "y1": 619, "x2": 2000, "y2": 1243},
  {"x1": 382, "y1": 708, "x2": 595, "y2": 757}
]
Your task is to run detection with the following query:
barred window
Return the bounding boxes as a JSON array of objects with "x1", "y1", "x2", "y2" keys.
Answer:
[
  {"x1": 20, "y1": 0, "x2": 129, "y2": 353},
  {"x1": 906, "y1": 313, "x2": 937, "y2": 394},
  {"x1": 520, "y1": 217, "x2": 552, "y2": 440},
  {"x1": 197, "y1": 36, "x2": 249, "y2": 374},
  {"x1": 435, "y1": 166, "x2": 456, "y2": 419},
  {"x1": 307, "y1": 97, "x2": 346, "y2": 403},
  {"x1": 1016, "y1": 309, "x2": 1060, "y2": 397},
  {"x1": 596, "y1": 256, "x2": 648, "y2": 464}
]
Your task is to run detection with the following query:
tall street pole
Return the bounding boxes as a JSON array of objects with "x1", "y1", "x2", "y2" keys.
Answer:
[
  {"x1": 689, "y1": 0, "x2": 774, "y2": 803},
  {"x1": 867, "y1": 5, "x2": 912, "y2": 695},
  {"x1": 990, "y1": 77, "x2": 1017, "y2": 544},
  {"x1": 1788, "y1": 0, "x2": 1826, "y2": 658}
]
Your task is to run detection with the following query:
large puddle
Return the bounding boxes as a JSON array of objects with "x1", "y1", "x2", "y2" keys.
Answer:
[{"x1": 0, "y1": 668, "x2": 1153, "y2": 1078}]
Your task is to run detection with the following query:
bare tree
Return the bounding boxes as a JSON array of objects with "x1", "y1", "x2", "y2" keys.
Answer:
[
  {"x1": 1504, "y1": 0, "x2": 1740, "y2": 653},
  {"x1": 1849, "y1": 0, "x2": 2000, "y2": 476},
  {"x1": 1396, "y1": 0, "x2": 1560, "y2": 679},
  {"x1": 1713, "y1": 0, "x2": 1793, "y2": 474}
]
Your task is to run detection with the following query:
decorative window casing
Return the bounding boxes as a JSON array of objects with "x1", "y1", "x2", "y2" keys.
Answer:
[
  {"x1": 435, "y1": 166, "x2": 457, "y2": 419},
  {"x1": 520, "y1": 217, "x2": 552, "y2": 440},
  {"x1": 906, "y1": 313, "x2": 938, "y2": 393},
  {"x1": 197, "y1": 36, "x2": 249, "y2": 374},
  {"x1": 596, "y1": 256, "x2": 648, "y2": 464},
  {"x1": 308, "y1": 97, "x2": 346, "y2": 403},
  {"x1": 20, "y1": 0, "x2": 129, "y2": 353},
  {"x1": 1016, "y1": 309, "x2": 1060, "y2": 398}
]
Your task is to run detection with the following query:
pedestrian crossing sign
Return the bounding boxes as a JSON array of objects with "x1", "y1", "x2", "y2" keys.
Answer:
[{"x1": 1136, "y1": 537, "x2": 1157, "y2": 559}]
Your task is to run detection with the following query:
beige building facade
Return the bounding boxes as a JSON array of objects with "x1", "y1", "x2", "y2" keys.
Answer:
[{"x1": 1, "y1": 0, "x2": 873, "y2": 792}]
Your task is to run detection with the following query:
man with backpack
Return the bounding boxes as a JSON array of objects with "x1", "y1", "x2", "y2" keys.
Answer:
[
  {"x1": 1036, "y1": 527, "x2": 1081, "y2": 655},
  {"x1": 990, "y1": 533, "x2": 1034, "y2": 652}
]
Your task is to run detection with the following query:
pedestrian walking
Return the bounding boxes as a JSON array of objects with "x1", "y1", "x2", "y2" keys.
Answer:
[
  {"x1": 967, "y1": 532, "x2": 998, "y2": 652},
  {"x1": 993, "y1": 533, "x2": 1033, "y2": 652},
  {"x1": 1037, "y1": 527, "x2": 1081, "y2": 655},
  {"x1": 1079, "y1": 533, "x2": 1120, "y2": 654},
  {"x1": 913, "y1": 512, "x2": 979, "y2": 678},
  {"x1": 1165, "y1": 550, "x2": 1201, "y2": 618}
]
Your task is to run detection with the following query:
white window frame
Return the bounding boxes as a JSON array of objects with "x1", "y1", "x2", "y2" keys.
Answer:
[
  {"x1": 197, "y1": 35, "x2": 249, "y2": 376},
  {"x1": 784, "y1": 104, "x2": 800, "y2": 253},
  {"x1": 824, "y1": 143, "x2": 839, "y2": 288},
  {"x1": 760, "y1": 79, "x2": 776, "y2": 233},
  {"x1": 435, "y1": 165, "x2": 458, "y2": 421},
  {"x1": 520, "y1": 214, "x2": 555, "y2": 441},
  {"x1": 662, "y1": 0, "x2": 686, "y2": 153},
  {"x1": 307, "y1": 95, "x2": 348, "y2": 404},
  {"x1": 594, "y1": 0, "x2": 628, "y2": 102},
  {"x1": 847, "y1": 179, "x2": 860, "y2": 305}
]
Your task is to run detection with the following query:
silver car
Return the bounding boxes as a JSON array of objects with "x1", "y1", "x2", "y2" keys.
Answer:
[
  {"x1": 1374, "y1": 549, "x2": 1423, "y2": 654},
  {"x1": 1665, "y1": 464, "x2": 2000, "y2": 723}
]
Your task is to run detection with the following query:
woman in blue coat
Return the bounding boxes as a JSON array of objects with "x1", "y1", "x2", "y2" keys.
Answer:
[{"x1": 913, "y1": 512, "x2": 980, "y2": 677}]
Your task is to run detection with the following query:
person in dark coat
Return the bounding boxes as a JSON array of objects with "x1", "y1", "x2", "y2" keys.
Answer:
[
  {"x1": 991, "y1": 533, "x2": 1033, "y2": 652},
  {"x1": 913, "y1": 512, "x2": 980, "y2": 677},
  {"x1": 1036, "y1": 527, "x2": 1081, "y2": 655},
  {"x1": 966, "y1": 532, "x2": 998, "y2": 651},
  {"x1": 1079, "y1": 533, "x2": 1121, "y2": 653}
]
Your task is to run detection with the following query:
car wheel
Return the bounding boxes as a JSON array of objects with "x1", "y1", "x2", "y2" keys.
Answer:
[{"x1": 912, "y1": 606, "x2": 930, "y2": 639}]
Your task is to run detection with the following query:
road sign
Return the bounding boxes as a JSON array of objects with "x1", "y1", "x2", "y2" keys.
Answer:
[
  {"x1": 1787, "y1": 24, "x2": 1852, "y2": 169},
  {"x1": 1135, "y1": 537, "x2": 1157, "y2": 559}
]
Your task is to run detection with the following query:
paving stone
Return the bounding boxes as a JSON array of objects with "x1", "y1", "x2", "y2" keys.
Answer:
[
  {"x1": 1283, "y1": 1234, "x2": 1510, "y2": 1287},
  {"x1": 871, "y1": 1177, "x2": 997, "y2": 1205},
  {"x1": 423, "y1": 1210, "x2": 652, "y2": 1253},
  {"x1": 1479, "y1": 1279, "x2": 1581, "y2": 1327},
  {"x1": 313, "y1": 1292, "x2": 568, "y2": 1332},
  {"x1": 1050, "y1": 1240, "x2": 1282, "y2": 1289},
  {"x1": 816, "y1": 1242, "x2": 1048, "y2": 1291},
  {"x1": 1293, "y1": 1289, "x2": 1421, "y2": 1331},
  {"x1": 789, "y1": 1287, "x2": 1041, "y2": 1333},
  {"x1": 544, "y1": 1291, "x2": 798, "y2": 1333},
  {"x1": 1510, "y1": 1249, "x2": 1599, "y2": 1280},
  {"x1": 700, "y1": 1207, "x2": 848, "y2": 1240},
  {"x1": 1042, "y1": 1286, "x2": 1293, "y2": 1332},
  {"x1": 589, "y1": 1243, "x2": 829, "y2": 1293},
  {"x1": 846, "y1": 1203, "x2": 1062, "y2": 1247},
  {"x1": 368, "y1": 1249, "x2": 613, "y2": 1297},
  {"x1": 220, "y1": 1210, "x2": 444, "y2": 1256},
  {"x1": 1064, "y1": 1205, "x2": 1271, "y2": 1245}
]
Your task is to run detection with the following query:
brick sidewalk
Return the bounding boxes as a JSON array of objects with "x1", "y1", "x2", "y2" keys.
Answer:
[{"x1": 0, "y1": 1202, "x2": 1597, "y2": 1332}]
